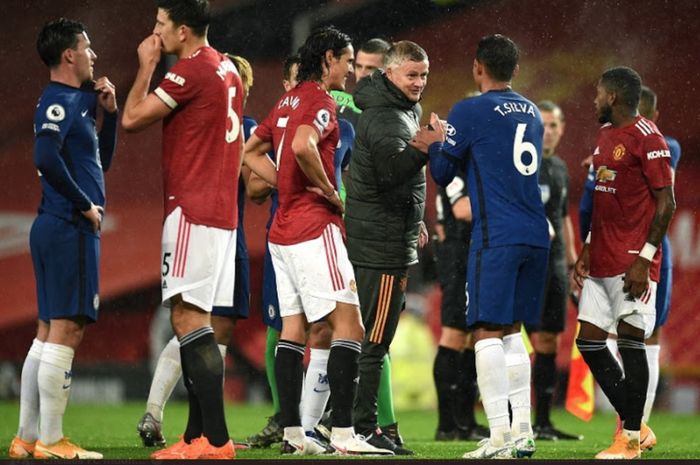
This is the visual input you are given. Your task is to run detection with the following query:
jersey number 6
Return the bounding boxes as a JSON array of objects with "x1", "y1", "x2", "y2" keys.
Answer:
[{"x1": 513, "y1": 123, "x2": 538, "y2": 176}]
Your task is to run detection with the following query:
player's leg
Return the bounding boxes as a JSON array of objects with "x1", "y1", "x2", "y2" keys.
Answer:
[
  {"x1": 378, "y1": 354, "x2": 405, "y2": 445},
  {"x1": 154, "y1": 214, "x2": 235, "y2": 459},
  {"x1": 456, "y1": 333, "x2": 488, "y2": 439},
  {"x1": 10, "y1": 322, "x2": 47, "y2": 458},
  {"x1": 597, "y1": 278, "x2": 657, "y2": 459},
  {"x1": 433, "y1": 241, "x2": 469, "y2": 440},
  {"x1": 462, "y1": 246, "x2": 520, "y2": 459},
  {"x1": 138, "y1": 336, "x2": 180, "y2": 447},
  {"x1": 31, "y1": 218, "x2": 102, "y2": 459},
  {"x1": 434, "y1": 327, "x2": 466, "y2": 439},
  {"x1": 531, "y1": 259, "x2": 581, "y2": 440},
  {"x1": 246, "y1": 243, "x2": 283, "y2": 447},
  {"x1": 12, "y1": 221, "x2": 51, "y2": 457},
  {"x1": 644, "y1": 250, "x2": 671, "y2": 423},
  {"x1": 352, "y1": 267, "x2": 412, "y2": 454},
  {"x1": 301, "y1": 322, "x2": 331, "y2": 434},
  {"x1": 508, "y1": 248, "x2": 547, "y2": 457}
]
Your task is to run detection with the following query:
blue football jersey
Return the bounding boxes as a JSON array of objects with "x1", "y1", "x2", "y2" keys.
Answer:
[
  {"x1": 335, "y1": 118, "x2": 355, "y2": 187},
  {"x1": 34, "y1": 83, "x2": 105, "y2": 225},
  {"x1": 439, "y1": 90, "x2": 549, "y2": 250}
]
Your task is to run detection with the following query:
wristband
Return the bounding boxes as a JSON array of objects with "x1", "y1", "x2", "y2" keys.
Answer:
[
  {"x1": 639, "y1": 242, "x2": 657, "y2": 261},
  {"x1": 585, "y1": 231, "x2": 591, "y2": 244},
  {"x1": 323, "y1": 188, "x2": 335, "y2": 198}
]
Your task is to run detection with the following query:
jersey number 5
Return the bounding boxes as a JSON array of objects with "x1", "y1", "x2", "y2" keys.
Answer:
[
  {"x1": 225, "y1": 86, "x2": 240, "y2": 143},
  {"x1": 513, "y1": 123, "x2": 538, "y2": 176}
]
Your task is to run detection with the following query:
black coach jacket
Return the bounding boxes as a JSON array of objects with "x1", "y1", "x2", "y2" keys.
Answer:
[{"x1": 344, "y1": 70, "x2": 427, "y2": 269}]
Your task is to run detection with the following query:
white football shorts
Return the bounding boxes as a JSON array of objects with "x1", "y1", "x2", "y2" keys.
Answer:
[
  {"x1": 269, "y1": 223, "x2": 359, "y2": 322},
  {"x1": 161, "y1": 207, "x2": 237, "y2": 312},
  {"x1": 578, "y1": 273, "x2": 657, "y2": 338}
]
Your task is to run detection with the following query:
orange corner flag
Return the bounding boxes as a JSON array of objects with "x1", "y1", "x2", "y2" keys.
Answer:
[{"x1": 565, "y1": 322, "x2": 595, "y2": 421}]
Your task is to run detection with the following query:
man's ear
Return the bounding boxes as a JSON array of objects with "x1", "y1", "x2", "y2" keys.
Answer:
[
  {"x1": 177, "y1": 24, "x2": 188, "y2": 43},
  {"x1": 512, "y1": 63, "x2": 520, "y2": 80},
  {"x1": 63, "y1": 48, "x2": 75, "y2": 65}
]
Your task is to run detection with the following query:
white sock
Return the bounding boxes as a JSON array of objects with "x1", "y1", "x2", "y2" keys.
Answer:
[
  {"x1": 17, "y1": 338, "x2": 44, "y2": 442},
  {"x1": 503, "y1": 333, "x2": 533, "y2": 437},
  {"x1": 38, "y1": 343, "x2": 74, "y2": 445},
  {"x1": 606, "y1": 338, "x2": 624, "y2": 372},
  {"x1": 643, "y1": 344, "x2": 660, "y2": 423},
  {"x1": 475, "y1": 338, "x2": 511, "y2": 446},
  {"x1": 146, "y1": 336, "x2": 181, "y2": 422},
  {"x1": 301, "y1": 348, "x2": 330, "y2": 432}
]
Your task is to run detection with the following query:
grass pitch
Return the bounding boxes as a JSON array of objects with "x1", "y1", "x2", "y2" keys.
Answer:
[{"x1": 1, "y1": 401, "x2": 697, "y2": 459}]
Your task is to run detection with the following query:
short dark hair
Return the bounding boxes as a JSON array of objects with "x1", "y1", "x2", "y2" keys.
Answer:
[
  {"x1": 296, "y1": 25, "x2": 352, "y2": 83},
  {"x1": 639, "y1": 85, "x2": 657, "y2": 120},
  {"x1": 157, "y1": 0, "x2": 210, "y2": 37},
  {"x1": 385, "y1": 40, "x2": 428, "y2": 69},
  {"x1": 476, "y1": 34, "x2": 519, "y2": 82},
  {"x1": 538, "y1": 100, "x2": 564, "y2": 121},
  {"x1": 600, "y1": 66, "x2": 642, "y2": 110},
  {"x1": 283, "y1": 55, "x2": 301, "y2": 82},
  {"x1": 359, "y1": 38, "x2": 390, "y2": 56},
  {"x1": 37, "y1": 18, "x2": 86, "y2": 68}
]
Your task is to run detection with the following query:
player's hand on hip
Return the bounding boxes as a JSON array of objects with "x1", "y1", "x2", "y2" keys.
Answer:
[
  {"x1": 306, "y1": 186, "x2": 345, "y2": 215},
  {"x1": 573, "y1": 245, "x2": 590, "y2": 289},
  {"x1": 137, "y1": 34, "x2": 162, "y2": 69},
  {"x1": 94, "y1": 77, "x2": 117, "y2": 113},
  {"x1": 82, "y1": 203, "x2": 104, "y2": 233},
  {"x1": 623, "y1": 257, "x2": 651, "y2": 298}
]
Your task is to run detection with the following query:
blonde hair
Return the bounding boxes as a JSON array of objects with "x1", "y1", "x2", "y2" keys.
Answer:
[{"x1": 225, "y1": 53, "x2": 253, "y2": 94}]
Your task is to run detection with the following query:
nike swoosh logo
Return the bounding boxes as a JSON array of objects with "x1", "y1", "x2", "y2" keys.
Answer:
[
  {"x1": 81, "y1": 110, "x2": 88, "y2": 117},
  {"x1": 62, "y1": 384, "x2": 71, "y2": 389},
  {"x1": 313, "y1": 388, "x2": 330, "y2": 393}
]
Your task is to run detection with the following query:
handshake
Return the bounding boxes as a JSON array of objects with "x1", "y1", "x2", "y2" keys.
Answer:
[{"x1": 410, "y1": 112, "x2": 447, "y2": 154}]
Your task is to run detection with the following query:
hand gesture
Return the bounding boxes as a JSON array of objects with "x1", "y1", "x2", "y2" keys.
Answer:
[
  {"x1": 82, "y1": 203, "x2": 104, "y2": 233},
  {"x1": 137, "y1": 34, "x2": 162, "y2": 70},
  {"x1": 306, "y1": 186, "x2": 345, "y2": 215},
  {"x1": 410, "y1": 112, "x2": 446, "y2": 154},
  {"x1": 623, "y1": 257, "x2": 651, "y2": 299},
  {"x1": 94, "y1": 77, "x2": 117, "y2": 113}
]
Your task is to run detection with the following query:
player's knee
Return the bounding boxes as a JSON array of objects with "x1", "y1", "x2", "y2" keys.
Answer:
[
  {"x1": 309, "y1": 322, "x2": 332, "y2": 348},
  {"x1": 534, "y1": 331, "x2": 558, "y2": 354},
  {"x1": 439, "y1": 326, "x2": 467, "y2": 350}
]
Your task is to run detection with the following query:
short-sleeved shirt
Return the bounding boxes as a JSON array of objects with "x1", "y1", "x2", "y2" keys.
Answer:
[
  {"x1": 256, "y1": 81, "x2": 342, "y2": 245},
  {"x1": 155, "y1": 47, "x2": 243, "y2": 229},
  {"x1": 436, "y1": 173, "x2": 471, "y2": 242},
  {"x1": 34, "y1": 82, "x2": 103, "y2": 226},
  {"x1": 589, "y1": 116, "x2": 673, "y2": 281},
  {"x1": 539, "y1": 154, "x2": 570, "y2": 261},
  {"x1": 443, "y1": 90, "x2": 549, "y2": 250}
]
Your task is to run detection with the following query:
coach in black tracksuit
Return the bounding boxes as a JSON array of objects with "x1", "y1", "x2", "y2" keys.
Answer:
[{"x1": 344, "y1": 41, "x2": 429, "y2": 455}]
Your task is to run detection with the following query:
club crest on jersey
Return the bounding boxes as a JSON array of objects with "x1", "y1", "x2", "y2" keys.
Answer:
[
  {"x1": 313, "y1": 109, "x2": 331, "y2": 133},
  {"x1": 268, "y1": 304, "x2": 277, "y2": 319},
  {"x1": 46, "y1": 104, "x2": 65, "y2": 122},
  {"x1": 595, "y1": 166, "x2": 617, "y2": 183},
  {"x1": 613, "y1": 144, "x2": 625, "y2": 161},
  {"x1": 349, "y1": 279, "x2": 357, "y2": 293}
]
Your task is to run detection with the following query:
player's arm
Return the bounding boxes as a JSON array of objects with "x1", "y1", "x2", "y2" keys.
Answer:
[
  {"x1": 34, "y1": 133, "x2": 102, "y2": 231},
  {"x1": 292, "y1": 124, "x2": 343, "y2": 213},
  {"x1": 243, "y1": 132, "x2": 277, "y2": 189},
  {"x1": 623, "y1": 186, "x2": 676, "y2": 297},
  {"x1": 413, "y1": 112, "x2": 460, "y2": 187},
  {"x1": 122, "y1": 35, "x2": 172, "y2": 132}
]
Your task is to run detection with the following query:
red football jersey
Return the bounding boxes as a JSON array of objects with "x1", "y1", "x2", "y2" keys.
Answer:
[
  {"x1": 589, "y1": 116, "x2": 673, "y2": 281},
  {"x1": 155, "y1": 47, "x2": 243, "y2": 229},
  {"x1": 256, "y1": 81, "x2": 341, "y2": 245}
]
